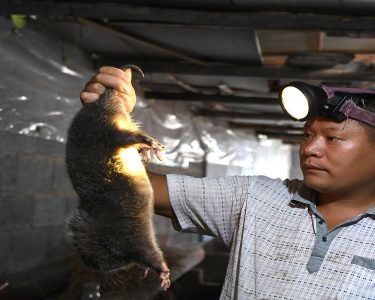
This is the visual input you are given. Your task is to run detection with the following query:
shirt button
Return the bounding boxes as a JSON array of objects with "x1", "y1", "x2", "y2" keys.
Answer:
[
  {"x1": 322, "y1": 236, "x2": 327, "y2": 242},
  {"x1": 318, "y1": 219, "x2": 324, "y2": 224}
]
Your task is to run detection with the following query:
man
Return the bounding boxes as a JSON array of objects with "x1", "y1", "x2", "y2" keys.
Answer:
[{"x1": 80, "y1": 66, "x2": 375, "y2": 299}]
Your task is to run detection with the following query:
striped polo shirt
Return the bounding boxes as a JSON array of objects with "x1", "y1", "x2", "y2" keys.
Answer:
[{"x1": 167, "y1": 174, "x2": 375, "y2": 300}]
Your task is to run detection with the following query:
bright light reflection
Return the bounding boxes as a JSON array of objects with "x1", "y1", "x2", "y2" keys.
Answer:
[
  {"x1": 164, "y1": 114, "x2": 184, "y2": 129},
  {"x1": 281, "y1": 86, "x2": 309, "y2": 120},
  {"x1": 47, "y1": 111, "x2": 63, "y2": 116},
  {"x1": 115, "y1": 118, "x2": 128, "y2": 130},
  {"x1": 47, "y1": 59, "x2": 83, "y2": 77},
  {"x1": 61, "y1": 66, "x2": 83, "y2": 77},
  {"x1": 116, "y1": 148, "x2": 145, "y2": 176}
]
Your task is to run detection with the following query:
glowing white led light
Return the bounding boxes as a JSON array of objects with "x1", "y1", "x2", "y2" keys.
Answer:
[{"x1": 281, "y1": 86, "x2": 309, "y2": 120}]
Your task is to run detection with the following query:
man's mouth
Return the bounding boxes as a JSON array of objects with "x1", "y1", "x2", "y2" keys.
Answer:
[{"x1": 302, "y1": 163, "x2": 326, "y2": 172}]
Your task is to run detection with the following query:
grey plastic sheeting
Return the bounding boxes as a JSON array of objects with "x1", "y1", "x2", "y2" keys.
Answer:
[
  {"x1": 0, "y1": 17, "x2": 291, "y2": 174},
  {"x1": 0, "y1": 17, "x2": 205, "y2": 168}
]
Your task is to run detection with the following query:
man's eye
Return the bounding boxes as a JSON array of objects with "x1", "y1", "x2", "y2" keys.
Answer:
[
  {"x1": 327, "y1": 136, "x2": 339, "y2": 141},
  {"x1": 303, "y1": 132, "x2": 312, "y2": 139}
]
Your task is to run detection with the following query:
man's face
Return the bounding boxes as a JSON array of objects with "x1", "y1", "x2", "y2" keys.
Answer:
[{"x1": 299, "y1": 116, "x2": 375, "y2": 197}]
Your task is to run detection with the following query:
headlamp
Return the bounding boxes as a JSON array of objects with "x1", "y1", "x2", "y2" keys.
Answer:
[{"x1": 279, "y1": 81, "x2": 375, "y2": 127}]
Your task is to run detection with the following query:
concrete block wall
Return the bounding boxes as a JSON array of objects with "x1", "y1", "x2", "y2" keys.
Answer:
[{"x1": 0, "y1": 131, "x2": 78, "y2": 277}]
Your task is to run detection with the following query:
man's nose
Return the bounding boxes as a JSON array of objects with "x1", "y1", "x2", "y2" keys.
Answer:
[{"x1": 301, "y1": 137, "x2": 324, "y2": 157}]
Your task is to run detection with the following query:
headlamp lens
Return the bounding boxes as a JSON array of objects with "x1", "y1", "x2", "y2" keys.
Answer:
[{"x1": 281, "y1": 86, "x2": 309, "y2": 120}]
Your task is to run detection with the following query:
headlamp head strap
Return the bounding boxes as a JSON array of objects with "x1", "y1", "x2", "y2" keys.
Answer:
[
  {"x1": 338, "y1": 100, "x2": 375, "y2": 127},
  {"x1": 322, "y1": 86, "x2": 375, "y2": 127}
]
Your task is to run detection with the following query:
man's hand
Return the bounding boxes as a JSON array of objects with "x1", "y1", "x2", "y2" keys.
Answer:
[{"x1": 80, "y1": 66, "x2": 137, "y2": 113}]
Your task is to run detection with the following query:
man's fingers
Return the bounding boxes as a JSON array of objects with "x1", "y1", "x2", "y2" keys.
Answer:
[
  {"x1": 80, "y1": 66, "x2": 136, "y2": 111},
  {"x1": 122, "y1": 92, "x2": 136, "y2": 112},
  {"x1": 90, "y1": 73, "x2": 119, "y2": 90},
  {"x1": 80, "y1": 90, "x2": 134, "y2": 106},
  {"x1": 84, "y1": 82, "x2": 106, "y2": 94},
  {"x1": 124, "y1": 67, "x2": 132, "y2": 82},
  {"x1": 98, "y1": 66, "x2": 130, "y2": 82},
  {"x1": 80, "y1": 82, "x2": 106, "y2": 104},
  {"x1": 80, "y1": 91, "x2": 100, "y2": 104}
]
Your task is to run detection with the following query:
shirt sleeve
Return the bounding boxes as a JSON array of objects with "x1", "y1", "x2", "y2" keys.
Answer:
[{"x1": 166, "y1": 174, "x2": 252, "y2": 246}]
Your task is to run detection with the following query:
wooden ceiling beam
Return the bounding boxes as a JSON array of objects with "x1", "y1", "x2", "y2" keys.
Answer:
[
  {"x1": 256, "y1": 130, "x2": 303, "y2": 138},
  {"x1": 262, "y1": 55, "x2": 288, "y2": 67},
  {"x1": 307, "y1": 32, "x2": 324, "y2": 52},
  {"x1": 193, "y1": 109, "x2": 289, "y2": 120},
  {"x1": 256, "y1": 131, "x2": 303, "y2": 144},
  {"x1": 78, "y1": 18, "x2": 208, "y2": 67},
  {"x1": 354, "y1": 54, "x2": 375, "y2": 64},
  {"x1": 101, "y1": 60, "x2": 375, "y2": 82},
  {"x1": 263, "y1": 49, "x2": 375, "y2": 55},
  {"x1": 2, "y1": 2, "x2": 375, "y2": 32},
  {"x1": 144, "y1": 92, "x2": 279, "y2": 105},
  {"x1": 257, "y1": 130, "x2": 303, "y2": 136},
  {"x1": 228, "y1": 122, "x2": 303, "y2": 132}
]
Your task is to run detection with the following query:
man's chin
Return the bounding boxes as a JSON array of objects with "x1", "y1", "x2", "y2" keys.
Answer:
[{"x1": 303, "y1": 176, "x2": 329, "y2": 193}]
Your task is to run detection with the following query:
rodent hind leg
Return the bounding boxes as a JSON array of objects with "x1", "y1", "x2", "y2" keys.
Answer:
[
  {"x1": 159, "y1": 262, "x2": 171, "y2": 291},
  {"x1": 142, "y1": 247, "x2": 170, "y2": 291}
]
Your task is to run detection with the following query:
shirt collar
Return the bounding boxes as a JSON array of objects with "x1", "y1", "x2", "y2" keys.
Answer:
[
  {"x1": 366, "y1": 206, "x2": 375, "y2": 216},
  {"x1": 290, "y1": 183, "x2": 316, "y2": 208},
  {"x1": 290, "y1": 183, "x2": 375, "y2": 217}
]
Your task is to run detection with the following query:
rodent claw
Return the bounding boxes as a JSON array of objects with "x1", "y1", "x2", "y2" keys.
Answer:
[{"x1": 121, "y1": 64, "x2": 145, "y2": 78}]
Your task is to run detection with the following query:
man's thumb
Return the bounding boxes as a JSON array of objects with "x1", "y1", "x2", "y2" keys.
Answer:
[{"x1": 124, "y1": 67, "x2": 132, "y2": 82}]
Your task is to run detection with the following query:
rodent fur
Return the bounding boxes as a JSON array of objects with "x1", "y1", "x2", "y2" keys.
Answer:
[{"x1": 65, "y1": 67, "x2": 170, "y2": 290}]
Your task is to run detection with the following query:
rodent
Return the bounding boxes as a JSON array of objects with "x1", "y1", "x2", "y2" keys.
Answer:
[{"x1": 65, "y1": 64, "x2": 170, "y2": 291}]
